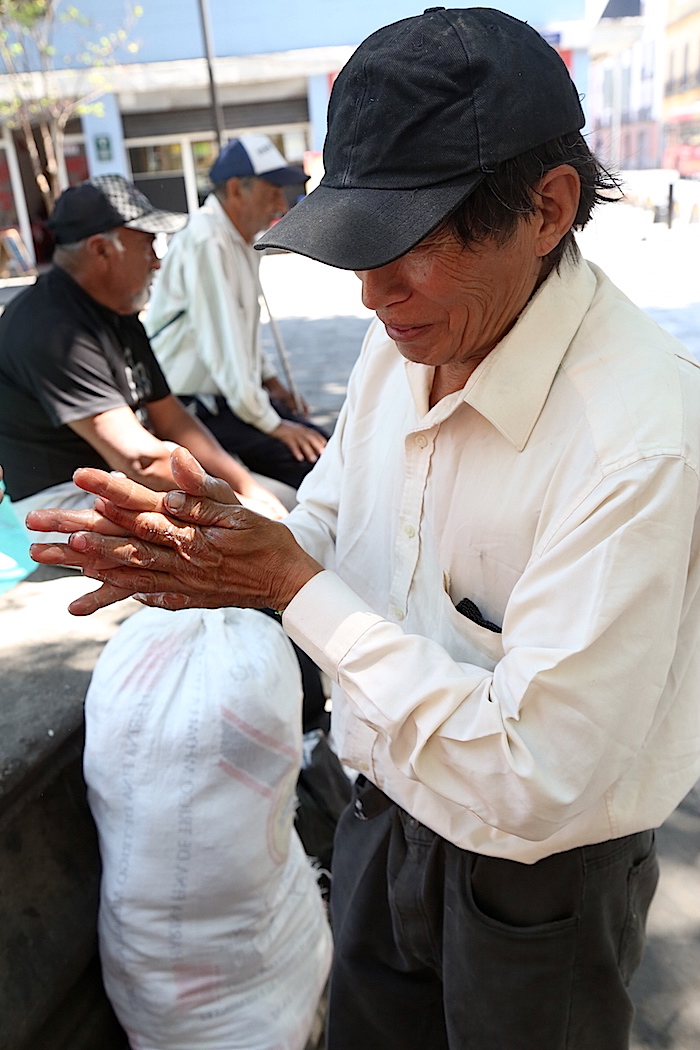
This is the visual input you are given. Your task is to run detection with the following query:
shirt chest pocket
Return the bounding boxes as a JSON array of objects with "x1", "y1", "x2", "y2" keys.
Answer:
[{"x1": 438, "y1": 585, "x2": 505, "y2": 670}]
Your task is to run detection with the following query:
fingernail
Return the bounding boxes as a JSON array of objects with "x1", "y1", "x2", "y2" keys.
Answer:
[
  {"x1": 165, "y1": 490, "x2": 186, "y2": 511},
  {"x1": 70, "y1": 533, "x2": 88, "y2": 550}
]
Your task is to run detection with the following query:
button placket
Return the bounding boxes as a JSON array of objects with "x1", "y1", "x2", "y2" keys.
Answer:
[{"x1": 389, "y1": 428, "x2": 434, "y2": 620}]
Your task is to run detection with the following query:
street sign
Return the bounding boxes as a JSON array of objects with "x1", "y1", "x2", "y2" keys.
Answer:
[{"x1": 94, "y1": 134, "x2": 113, "y2": 162}]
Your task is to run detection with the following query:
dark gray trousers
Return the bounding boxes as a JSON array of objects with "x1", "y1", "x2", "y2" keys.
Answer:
[{"x1": 327, "y1": 777, "x2": 659, "y2": 1050}]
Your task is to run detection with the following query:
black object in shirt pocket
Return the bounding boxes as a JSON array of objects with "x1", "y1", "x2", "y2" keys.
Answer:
[{"x1": 455, "y1": 596, "x2": 502, "y2": 634}]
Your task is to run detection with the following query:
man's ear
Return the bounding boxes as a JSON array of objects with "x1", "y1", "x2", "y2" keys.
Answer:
[
  {"x1": 224, "y1": 177, "x2": 245, "y2": 205},
  {"x1": 533, "y1": 165, "x2": 581, "y2": 258},
  {"x1": 84, "y1": 232, "x2": 114, "y2": 263}
]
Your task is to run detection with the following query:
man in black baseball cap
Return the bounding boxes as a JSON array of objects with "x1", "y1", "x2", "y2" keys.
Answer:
[
  {"x1": 256, "y1": 6, "x2": 586, "y2": 269},
  {"x1": 48, "y1": 173, "x2": 187, "y2": 245},
  {"x1": 0, "y1": 173, "x2": 287, "y2": 531},
  {"x1": 29, "y1": 11, "x2": 700, "y2": 1050}
]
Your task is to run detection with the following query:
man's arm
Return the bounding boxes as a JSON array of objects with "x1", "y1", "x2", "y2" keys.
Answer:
[
  {"x1": 27, "y1": 445, "x2": 700, "y2": 848},
  {"x1": 262, "y1": 378, "x2": 327, "y2": 464},
  {"x1": 69, "y1": 406, "x2": 177, "y2": 491},
  {"x1": 147, "y1": 394, "x2": 287, "y2": 518},
  {"x1": 70, "y1": 397, "x2": 287, "y2": 519},
  {"x1": 27, "y1": 447, "x2": 321, "y2": 615},
  {"x1": 263, "y1": 375, "x2": 309, "y2": 417},
  {"x1": 179, "y1": 240, "x2": 326, "y2": 462},
  {"x1": 179, "y1": 238, "x2": 283, "y2": 434}
]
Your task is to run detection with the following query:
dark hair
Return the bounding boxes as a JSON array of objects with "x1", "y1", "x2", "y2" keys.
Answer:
[{"x1": 443, "y1": 133, "x2": 621, "y2": 268}]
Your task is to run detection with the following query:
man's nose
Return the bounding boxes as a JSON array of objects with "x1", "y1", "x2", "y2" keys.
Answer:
[{"x1": 355, "y1": 262, "x2": 406, "y2": 311}]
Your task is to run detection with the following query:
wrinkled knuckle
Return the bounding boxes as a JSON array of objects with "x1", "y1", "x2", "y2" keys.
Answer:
[{"x1": 131, "y1": 570, "x2": 157, "y2": 591}]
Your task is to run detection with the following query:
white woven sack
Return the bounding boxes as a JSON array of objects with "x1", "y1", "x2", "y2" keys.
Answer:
[{"x1": 84, "y1": 605, "x2": 332, "y2": 1050}]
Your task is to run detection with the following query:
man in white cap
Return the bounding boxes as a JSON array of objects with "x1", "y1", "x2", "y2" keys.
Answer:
[
  {"x1": 144, "y1": 134, "x2": 327, "y2": 495},
  {"x1": 0, "y1": 174, "x2": 287, "y2": 532}
]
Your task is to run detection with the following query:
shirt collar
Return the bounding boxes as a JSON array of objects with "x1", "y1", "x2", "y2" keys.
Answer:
[
  {"x1": 205, "y1": 192, "x2": 254, "y2": 253},
  {"x1": 461, "y1": 254, "x2": 597, "y2": 450},
  {"x1": 403, "y1": 253, "x2": 597, "y2": 450}
]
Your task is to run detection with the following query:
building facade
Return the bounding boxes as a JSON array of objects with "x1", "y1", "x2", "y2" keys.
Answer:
[
  {"x1": 0, "y1": 0, "x2": 587, "y2": 264},
  {"x1": 663, "y1": 0, "x2": 700, "y2": 173}
]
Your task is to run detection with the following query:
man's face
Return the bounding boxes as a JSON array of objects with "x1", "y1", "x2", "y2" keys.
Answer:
[
  {"x1": 239, "y1": 178, "x2": 288, "y2": 241},
  {"x1": 355, "y1": 220, "x2": 543, "y2": 379},
  {"x1": 107, "y1": 227, "x2": 160, "y2": 314}
]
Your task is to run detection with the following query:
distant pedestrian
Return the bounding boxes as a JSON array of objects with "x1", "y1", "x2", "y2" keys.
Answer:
[{"x1": 145, "y1": 134, "x2": 327, "y2": 491}]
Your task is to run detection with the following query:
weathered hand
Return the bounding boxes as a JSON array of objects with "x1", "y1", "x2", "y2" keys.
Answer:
[
  {"x1": 272, "y1": 420, "x2": 327, "y2": 463},
  {"x1": 29, "y1": 448, "x2": 322, "y2": 617}
]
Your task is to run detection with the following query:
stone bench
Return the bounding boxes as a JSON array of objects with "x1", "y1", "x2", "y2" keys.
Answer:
[{"x1": 0, "y1": 567, "x2": 139, "y2": 1050}]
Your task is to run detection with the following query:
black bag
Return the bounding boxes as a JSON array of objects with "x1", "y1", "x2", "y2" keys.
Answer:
[{"x1": 295, "y1": 729, "x2": 352, "y2": 896}]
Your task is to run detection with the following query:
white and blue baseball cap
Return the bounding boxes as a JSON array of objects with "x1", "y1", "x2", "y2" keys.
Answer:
[{"x1": 209, "y1": 134, "x2": 307, "y2": 187}]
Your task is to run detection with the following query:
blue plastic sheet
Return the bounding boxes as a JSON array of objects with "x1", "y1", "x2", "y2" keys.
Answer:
[{"x1": 0, "y1": 487, "x2": 34, "y2": 596}]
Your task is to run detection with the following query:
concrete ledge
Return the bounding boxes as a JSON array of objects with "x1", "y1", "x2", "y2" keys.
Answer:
[{"x1": 0, "y1": 569, "x2": 138, "y2": 1049}]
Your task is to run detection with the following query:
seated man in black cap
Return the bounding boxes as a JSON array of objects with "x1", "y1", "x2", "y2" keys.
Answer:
[
  {"x1": 144, "y1": 134, "x2": 327, "y2": 493},
  {"x1": 29, "y1": 9, "x2": 700, "y2": 1049},
  {"x1": 0, "y1": 174, "x2": 287, "y2": 535}
]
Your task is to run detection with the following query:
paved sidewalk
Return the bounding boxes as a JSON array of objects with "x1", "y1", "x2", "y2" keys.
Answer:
[{"x1": 259, "y1": 250, "x2": 373, "y2": 432}]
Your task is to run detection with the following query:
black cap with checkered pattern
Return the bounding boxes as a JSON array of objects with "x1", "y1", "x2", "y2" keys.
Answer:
[{"x1": 49, "y1": 173, "x2": 186, "y2": 245}]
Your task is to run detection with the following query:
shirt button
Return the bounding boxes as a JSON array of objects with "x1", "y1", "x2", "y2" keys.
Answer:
[
  {"x1": 404, "y1": 524, "x2": 416, "y2": 538},
  {"x1": 394, "y1": 608, "x2": 405, "y2": 621},
  {"x1": 415, "y1": 434, "x2": 428, "y2": 448},
  {"x1": 357, "y1": 761, "x2": 369, "y2": 772}
]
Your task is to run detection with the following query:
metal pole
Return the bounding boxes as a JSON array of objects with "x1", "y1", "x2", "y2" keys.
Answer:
[
  {"x1": 196, "y1": 0, "x2": 225, "y2": 150},
  {"x1": 259, "y1": 286, "x2": 305, "y2": 415},
  {"x1": 2, "y1": 124, "x2": 35, "y2": 268},
  {"x1": 668, "y1": 182, "x2": 674, "y2": 230}
]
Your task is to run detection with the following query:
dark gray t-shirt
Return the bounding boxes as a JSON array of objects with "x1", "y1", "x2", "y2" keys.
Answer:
[{"x1": 0, "y1": 266, "x2": 169, "y2": 501}]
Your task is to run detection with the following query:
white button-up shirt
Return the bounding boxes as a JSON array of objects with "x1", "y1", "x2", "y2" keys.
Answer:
[
  {"x1": 283, "y1": 254, "x2": 700, "y2": 863},
  {"x1": 144, "y1": 194, "x2": 280, "y2": 434}
]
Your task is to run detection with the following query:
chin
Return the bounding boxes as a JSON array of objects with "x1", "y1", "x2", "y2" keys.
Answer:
[{"x1": 130, "y1": 287, "x2": 152, "y2": 314}]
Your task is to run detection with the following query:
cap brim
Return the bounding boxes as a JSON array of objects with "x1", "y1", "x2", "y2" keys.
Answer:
[
  {"x1": 261, "y1": 165, "x2": 309, "y2": 187},
  {"x1": 125, "y1": 209, "x2": 188, "y2": 235},
  {"x1": 255, "y1": 177, "x2": 483, "y2": 270}
]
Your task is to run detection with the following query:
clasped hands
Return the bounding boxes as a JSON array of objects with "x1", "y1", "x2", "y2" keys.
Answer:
[{"x1": 27, "y1": 447, "x2": 322, "y2": 617}]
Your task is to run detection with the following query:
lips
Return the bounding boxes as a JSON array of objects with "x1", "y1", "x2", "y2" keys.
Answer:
[{"x1": 383, "y1": 322, "x2": 431, "y2": 343}]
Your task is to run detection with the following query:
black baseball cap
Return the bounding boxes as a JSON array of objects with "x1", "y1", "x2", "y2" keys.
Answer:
[
  {"x1": 256, "y1": 7, "x2": 585, "y2": 270},
  {"x1": 49, "y1": 173, "x2": 187, "y2": 245}
]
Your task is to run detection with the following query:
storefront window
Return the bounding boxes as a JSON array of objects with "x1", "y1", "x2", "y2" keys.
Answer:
[
  {"x1": 192, "y1": 139, "x2": 218, "y2": 204},
  {"x1": 64, "y1": 141, "x2": 89, "y2": 186},
  {"x1": 129, "y1": 143, "x2": 183, "y2": 175}
]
